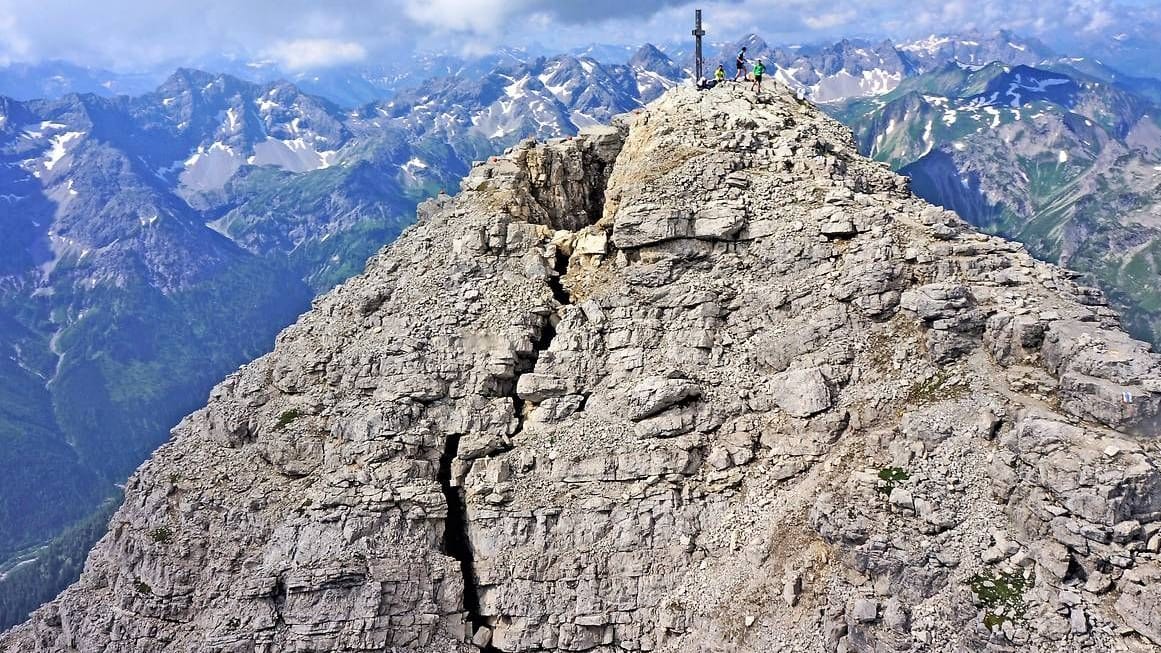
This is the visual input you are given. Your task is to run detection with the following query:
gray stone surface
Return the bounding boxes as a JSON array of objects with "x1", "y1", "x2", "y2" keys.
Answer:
[
  {"x1": 771, "y1": 367, "x2": 833, "y2": 418},
  {"x1": 853, "y1": 598, "x2": 879, "y2": 623}
]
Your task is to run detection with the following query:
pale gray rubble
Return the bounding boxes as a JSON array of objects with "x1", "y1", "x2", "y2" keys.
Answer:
[{"x1": 4, "y1": 83, "x2": 1161, "y2": 653}]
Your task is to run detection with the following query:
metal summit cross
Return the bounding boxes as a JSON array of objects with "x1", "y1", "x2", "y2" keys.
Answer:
[{"x1": 692, "y1": 9, "x2": 706, "y2": 81}]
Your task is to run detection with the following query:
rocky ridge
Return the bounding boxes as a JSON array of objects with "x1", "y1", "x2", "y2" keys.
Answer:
[{"x1": 4, "y1": 83, "x2": 1161, "y2": 652}]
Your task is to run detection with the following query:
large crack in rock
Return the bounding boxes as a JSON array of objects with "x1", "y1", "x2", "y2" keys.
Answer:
[
  {"x1": 437, "y1": 433, "x2": 489, "y2": 648},
  {"x1": 446, "y1": 129, "x2": 614, "y2": 650}
]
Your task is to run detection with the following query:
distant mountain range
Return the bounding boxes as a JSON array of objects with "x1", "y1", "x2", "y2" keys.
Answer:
[
  {"x1": 0, "y1": 61, "x2": 159, "y2": 101},
  {"x1": 0, "y1": 30, "x2": 1126, "y2": 107},
  {"x1": 0, "y1": 69, "x2": 424, "y2": 628},
  {"x1": 4, "y1": 30, "x2": 1161, "y2": 630}
]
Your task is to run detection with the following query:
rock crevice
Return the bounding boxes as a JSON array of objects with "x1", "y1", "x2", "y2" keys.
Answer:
[{"x1": 437, "y1": 432, "x2": 487, "y2": 645}]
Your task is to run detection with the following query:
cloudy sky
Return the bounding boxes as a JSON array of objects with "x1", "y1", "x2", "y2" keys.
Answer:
[{"x1": 0, "y1": 0, "x2": 1156, "y2": 72}]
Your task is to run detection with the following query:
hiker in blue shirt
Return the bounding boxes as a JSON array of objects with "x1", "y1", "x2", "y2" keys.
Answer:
[{"x1": 734, "y1": 47, "x2": 748, "y2": 81}]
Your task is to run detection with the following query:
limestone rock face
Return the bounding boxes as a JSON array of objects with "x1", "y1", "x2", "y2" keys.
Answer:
[{"x1": 5, "y1": 84, "x2": 1161, "y2": 653}]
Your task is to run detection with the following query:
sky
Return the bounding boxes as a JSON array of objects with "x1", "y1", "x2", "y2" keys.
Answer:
[{"x1": 0, "y1": 0, "x2": 1157, "y2": 73}]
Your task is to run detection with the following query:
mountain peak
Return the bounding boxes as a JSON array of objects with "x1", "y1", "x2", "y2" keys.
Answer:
[
  {"x1": 162, "y1": 67, "x2": 220, "y2": 88},
  {"x1": 632, "y1": 43, "x2": 665, "y2": 58},
  {"x1": 629, "y1": 43, "x2": 681, "y2": 78},
  {"x1": 6, "y1": 83, "x2": 1161, "y2": 651},
  {"x1": 735, "y1": 33, "x2": 770, "y2": 52},
  {"x1": 156, "y1": 68, "x2": 256, "y2": 101}
]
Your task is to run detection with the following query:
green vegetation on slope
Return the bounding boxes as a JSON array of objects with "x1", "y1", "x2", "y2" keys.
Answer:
[
  {"x1": 45, "y1": 257, "x2": 313, "y2": 481},
  {"x1": 0, "y1": 311, "x2": 111, "y2": 562},
  {"x1": 0, "y1": 497, "x2": 118, "y2": 630}
]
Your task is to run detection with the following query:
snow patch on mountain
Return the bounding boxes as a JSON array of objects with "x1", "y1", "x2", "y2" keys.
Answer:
[
  {"x1": 901, "y1": 35, "x2": 953, "y2": 56},
  {"x1": 225, "y1": 107, "x2": 243, "y2": 133},
  {"x1": 400, "y1": 157, "x2": 429, "y2": 181},
  {"x1": 860, "y1": 69, "x2": 902, "y2": 96},
  {"x1": 1018, "y1": 75, "x2": 1071, "y2": 92},
  {"x1": 181, "y1": 142, "x2": 244, "y2": 191},
  {"x1": 569, "y1": 110, "x2": 602, "y2": 128},
  {"x1": 43, "y1": 131, "x2": 84, "y2": 172},
  {"x1": 633, "y1": 69, "x2": 678, "y2": 100},
  {"x1": 1006, "y1": 85, "x2": 1024, "y2": 108},
  {"x1": 984, "y1": 106, "x2": 1002, "y2": 128},
  {"x1": 249, "y1": 138, "x2": 337, "y2": 173},
  {"x1": 539, "y1": 73, "x2": 570, "y2": 102},
  {"x1": 779, "y1": 67, "x2": 902, "y2": 104}
]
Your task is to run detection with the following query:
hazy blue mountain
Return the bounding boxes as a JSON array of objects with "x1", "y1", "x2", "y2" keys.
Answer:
[
  {"x1": 0, "y1": 61, "x2": 159, "y2": 100},
  {"x1": 0, "y1": 71, "x2": 418, "y2": 628}
]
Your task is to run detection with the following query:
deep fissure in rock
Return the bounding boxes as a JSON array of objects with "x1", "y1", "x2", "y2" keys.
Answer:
[
  {"x1": 583, "y1": 158, "x2": 612, "y2": 226},
  {"x1": 439, "y1": 148, "x2": 604, "y2": 650},
  {"x1": 530, "y1": 249, "x2": 572, "y2": 365},
  {"x1": 269, "y1": 577, "x2": 288, "y2": 629},
  {"x1": 438, "y1": 255, "x2": 574, "y2": 650},
  {"x1": 549, "y1": 250, "x2": 572, "y2": 307},
  {"x1": 437, "y1": 433, "x2": 493, "y2": 647},
  {"x1": 511, "y1": 249, "x2": 572, "y2": 435}
]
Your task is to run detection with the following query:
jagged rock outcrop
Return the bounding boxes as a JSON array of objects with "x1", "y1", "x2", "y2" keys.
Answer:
[{"x1": 5, "y1": 84, "x2": 1161, "y2": 653}]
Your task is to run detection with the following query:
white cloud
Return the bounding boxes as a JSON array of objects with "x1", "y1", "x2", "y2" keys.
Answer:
[
  {"x1": 264, "y1": 39, "x2": 368, "y2": 70},
  {"x1": 0, "y1": 12, "x2": 31, "y2": 65},
  {"x1": 1084, "y1": 9, "x2": 1115, "y2": 32},
  {"x1": 401, "y1": 0, "x2": 521, "y2": 34},
  {"x1": 0, "y1": 0, "x2": 1154, "y2": 73},
  {"x1": 803, "y1": 9, "x2": 856, "y2": 30}
]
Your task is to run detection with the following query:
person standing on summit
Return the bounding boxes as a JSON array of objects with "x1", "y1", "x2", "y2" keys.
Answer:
[
  {"x1": 734, "y1": 46, "x2": 748, "y2": 81},
  {"x1": 751, "y1": 58, "x2": 766, "y2": 94}
]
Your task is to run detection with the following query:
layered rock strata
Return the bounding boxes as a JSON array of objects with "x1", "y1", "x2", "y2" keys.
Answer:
[{"x1": 5, "y1": 84, "x2": 1161, "y2": 652}]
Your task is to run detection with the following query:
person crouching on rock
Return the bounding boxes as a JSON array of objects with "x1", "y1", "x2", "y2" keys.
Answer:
[
  {"x1": 715, "y1": 64, "x2": 726, "y2": 84},
  {"x1": 751, "y1": 59, "x2": 766, "y2": 94}
]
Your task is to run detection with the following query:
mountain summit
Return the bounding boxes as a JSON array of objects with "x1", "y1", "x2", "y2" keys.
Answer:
[{"x1": 5, "y1": 84, "x2": 1161, "y2": 652}]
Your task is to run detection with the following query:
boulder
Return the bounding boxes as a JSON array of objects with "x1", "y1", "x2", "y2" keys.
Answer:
[{"x1": 771, "y1": 367, "x2": 834, "y2": 418}]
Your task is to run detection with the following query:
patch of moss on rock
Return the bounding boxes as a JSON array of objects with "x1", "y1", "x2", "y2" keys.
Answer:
[
  {"x1": 969, "y1": 570, "x2": 1031, "y2": 629},
  {"x1": 147, "y1": 526, "x2": 171, "y2": 543},
  {"x1": 274, "y1": 408, "x2": 304, "y2": 431},
  {"x1": 906, "y1": 370, "x2": 967, "y2": 404}
]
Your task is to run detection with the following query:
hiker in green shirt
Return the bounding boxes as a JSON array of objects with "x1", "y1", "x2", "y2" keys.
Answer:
[{"x1": 751, "y1": 59, "x2": 766, "y2": 93}]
